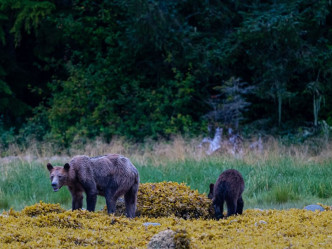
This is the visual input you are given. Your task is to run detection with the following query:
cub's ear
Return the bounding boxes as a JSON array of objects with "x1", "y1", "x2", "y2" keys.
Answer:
[
  {"x1": 64, "y1": 163, "x2": 70, "y2": 171},
  {"x1": 209, "y1": 183, "x2": 214, "y2": 194},
  {"x1": 208, "y1": 183, "x2": 214, "y2": 199},
  {"x1": 47, "y1": 163, "x2": 53, "y2": 172}
]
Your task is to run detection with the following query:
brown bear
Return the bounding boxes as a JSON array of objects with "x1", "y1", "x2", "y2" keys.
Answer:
[
  {"x1": 208, "y1": 169, "x2": 244, "y2": 219},
  {"x1": 47, "y1": 154, "x2": 139, "y2": 218}
]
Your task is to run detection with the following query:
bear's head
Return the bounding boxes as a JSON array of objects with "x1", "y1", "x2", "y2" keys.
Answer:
[{"x1": 47, "y1": 163, "x2": 70, "y2": 192}]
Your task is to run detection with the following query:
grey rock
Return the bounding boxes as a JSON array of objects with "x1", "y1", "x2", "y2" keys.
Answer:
[
  {"x1": 147, "y1": 229, "x2": 175, "y2": 249},
  {"x1": 303, "y1": 204, "x2": 324, "y2": 212},
  {"x1": 255, "y1": 220, "x2": 267, "y2": 226},
  {"x1": 143, "y1": 222, "x2": 161, "y2": 227}
]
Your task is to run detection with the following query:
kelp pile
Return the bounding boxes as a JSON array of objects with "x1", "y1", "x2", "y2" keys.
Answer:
[
  {"x1": 137, "y1": 182, "x2": 213, "y2": 219},
  {"x1": 0, "y1": 183, "x2": 331, "y2": 248},
  {"x1": 1, "y1": 204, "x2": 331, "y2": 248},
  {"x1": 102, "y1": 182, "x2": 214, "y2": 218},
  {"x1": 108, "y1": 182, "x2": 214, "y2": 219},
  {"x1": 22, "y1": 202, "x2": 65, "y2": 217}
]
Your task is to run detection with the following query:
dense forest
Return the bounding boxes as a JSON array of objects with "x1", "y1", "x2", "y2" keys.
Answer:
[{"x1": 0, "y1": 0, "x2": 332, "y2": 146}]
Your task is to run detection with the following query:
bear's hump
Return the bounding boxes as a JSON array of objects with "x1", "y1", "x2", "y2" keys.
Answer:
[{"x1": 70, "y1": 155, "x2": 91, "y2": 166}]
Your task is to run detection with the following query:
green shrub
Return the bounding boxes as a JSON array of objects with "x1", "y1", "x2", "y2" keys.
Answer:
[
  {"x1": 269, "y1": 185, "x2": 298, "y2": 204},
  {"x1": 0, "y1": 195, "x2": 9, "y2": 210}
]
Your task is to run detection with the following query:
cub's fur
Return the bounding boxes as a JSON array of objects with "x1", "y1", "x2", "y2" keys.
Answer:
[{"x1": 208, "y1": 169, "x2": 244, "y2": 219}]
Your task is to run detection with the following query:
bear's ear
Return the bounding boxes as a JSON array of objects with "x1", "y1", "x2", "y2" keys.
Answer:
[
  {"x1": 209, "y1": 183, "x2": 214, "y2": 194},
  {"x1": 64, "y1": 163, "x2": 70, "y2": 171},
  {"x1": 47, "y1": 163, "x2": 53, "y2": 172},
  {"x1": 208, "y1": 183, "x2": 214, "y2": 199}
]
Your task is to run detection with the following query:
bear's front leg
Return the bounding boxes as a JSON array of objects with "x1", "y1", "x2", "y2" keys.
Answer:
[
  {"x1": 72, "y1": 193, "x2": 83, "y2": 210},
  {"x1": 80, "y1": 180, "x2": 98, "y2": 212},
  {"x1": 69, "y1": 187, "x2": 83, "y2": 210},
  {"x1": 213, "y1": 198, "x2": 224, "y2": 220}
]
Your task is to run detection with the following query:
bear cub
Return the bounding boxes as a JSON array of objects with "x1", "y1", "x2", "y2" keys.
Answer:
[
  {"x1": 208, "y1": 169, "x2": 244, "y2": 219},
  {"x1": 47, "y1": 154, "x2": 139, "y2": 218}
]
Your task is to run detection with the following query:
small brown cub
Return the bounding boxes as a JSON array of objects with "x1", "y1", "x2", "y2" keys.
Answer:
[{"x1": 208, "y1": 169, "x2": 244, "y2": 219}]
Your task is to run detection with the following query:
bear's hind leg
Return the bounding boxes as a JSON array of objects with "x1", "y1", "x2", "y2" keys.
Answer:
[
  {"x1": 105, "y1": 183, "x2": 122, "y2": 215},
  {"x1": 105, "y1": 193, "x2": 118, "y2": 214},
  {"x1": 236, "y1": 196, "x2": 244, "y2": 214},
  {"x1": 86, "y1": 191, "x2": 97, "y2": 211},
  {"x1": 124, "y1": 184, "x2": 138, "y2": 218},
  {"x1": 226, "y1": 198, "x2": 237, "y2": 217}
]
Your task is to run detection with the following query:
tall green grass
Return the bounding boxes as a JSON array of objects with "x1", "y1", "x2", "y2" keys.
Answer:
[{"x1": 1, "y1": 156, "x2": 331, "y2": 211}]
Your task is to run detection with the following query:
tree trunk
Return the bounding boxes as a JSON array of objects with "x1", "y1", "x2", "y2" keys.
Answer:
[{"x1": 313, "y1": 94, "x2": 321, "y2": 127}]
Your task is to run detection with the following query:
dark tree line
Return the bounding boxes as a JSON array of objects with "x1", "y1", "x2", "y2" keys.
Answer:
[{"x1": 0, "y1": 0, "x2": 332, "y2": 146}]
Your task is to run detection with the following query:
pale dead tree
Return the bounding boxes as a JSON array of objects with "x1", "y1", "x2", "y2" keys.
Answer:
[
  {"x1": 198, "y1": 127, "x2": 223, "y2": 155},
  {"x1": 305, "y1": 75, "x2": 324, "y2": 127},
  {"x1": 201, "y1": 77, "x2": 254, "y2": 156},
  {"x1": 227, "y1": 128, "x2": 244, "y2": 155},
  {"x1": 249, "y1": 135, "x2": 263, "y2": 153},
  {"x1": 321, "y1": 120, "x2": 331, "y2": 145}
]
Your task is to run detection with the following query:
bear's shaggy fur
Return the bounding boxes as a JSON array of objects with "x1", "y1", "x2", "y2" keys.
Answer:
[
  {"x1": 208, "y1": 169, "x2": 244, "y2": 219},
  {"x1": 47, "y1": 154, "x2": 139, "y2": 218}
]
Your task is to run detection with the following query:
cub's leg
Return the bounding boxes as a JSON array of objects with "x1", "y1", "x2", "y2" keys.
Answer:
[
  {"x1": 226, "y1": 198, "x2": 237, "y2": 217},
  {"x1": 236, "y1": 196, "x2": 244, "y2": 214},
  {"x1": 213, "y1": 196, "x2": 225, "y2": 220}
]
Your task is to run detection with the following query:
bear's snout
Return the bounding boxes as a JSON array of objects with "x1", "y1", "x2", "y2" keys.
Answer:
[{"x1": 51, "y1": 182, "x2": 60, "y2": 192}]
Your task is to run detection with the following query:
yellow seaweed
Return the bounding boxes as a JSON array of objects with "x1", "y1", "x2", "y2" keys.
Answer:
[{"x1": 0, "y1": 183, "x2": 331, "y2": 248}]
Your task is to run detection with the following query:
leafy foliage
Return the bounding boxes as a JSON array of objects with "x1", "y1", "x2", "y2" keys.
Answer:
[{"x1": 0, "y1": 0, "x2": 332, "y2": 143}]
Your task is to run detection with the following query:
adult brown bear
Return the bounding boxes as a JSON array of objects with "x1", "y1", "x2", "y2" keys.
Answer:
[
  {"x1": 47, "y1": 154, "x2": 139, "y2": 218},
  {"x1": 208, "y1": 169, "x2": 244, "y2": 219}
]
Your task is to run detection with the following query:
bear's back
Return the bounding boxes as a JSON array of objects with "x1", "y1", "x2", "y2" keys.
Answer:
[
  {"x1": 91, "y1": 154, "x2": 138, "y2": 177},
  {"x1": 215, "y1": 169, "x2": 244, "y2": 197},
  {"x1": 69, "y1": 154, "x2": 138, "y2": 182}
]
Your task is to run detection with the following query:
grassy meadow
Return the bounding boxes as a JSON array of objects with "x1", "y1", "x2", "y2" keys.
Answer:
[{"x1": 0, "y1": 136, "x2": 331, "y2": 212}]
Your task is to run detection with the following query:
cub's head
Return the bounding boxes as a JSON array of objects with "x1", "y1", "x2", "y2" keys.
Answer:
[
  {"x1": 208, "y1": 183, "x2": 214, "y2": 199},
  {"x1": 46, "y1": 163, "x2": 70, "y2": 192}
]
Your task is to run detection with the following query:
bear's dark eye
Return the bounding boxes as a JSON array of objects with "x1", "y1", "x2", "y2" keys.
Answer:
[{"x1": 58, "y1": 175, "x2": 62, "y2": 178}]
